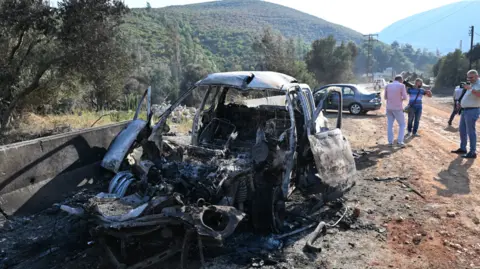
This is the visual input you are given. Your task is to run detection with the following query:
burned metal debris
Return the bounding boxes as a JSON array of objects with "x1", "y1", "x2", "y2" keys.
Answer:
[{"x1": 60, "y1": 71, "x2": 358, "y2": 268}]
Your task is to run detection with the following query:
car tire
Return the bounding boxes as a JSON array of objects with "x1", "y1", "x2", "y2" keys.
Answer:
[{"x1": 349, "y1": 103, "x2": 362, "y2": 115}]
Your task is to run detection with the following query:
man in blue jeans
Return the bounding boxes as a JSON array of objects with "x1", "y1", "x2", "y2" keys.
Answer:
[
  {"x1": 406, "y1": 78, "x2": 432, "y2": 137},
  {"x1": 451, "y1": 69, "x2": 480, "y2": 159}
]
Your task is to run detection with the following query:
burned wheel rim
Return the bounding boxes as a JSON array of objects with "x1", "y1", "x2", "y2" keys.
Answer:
[{"x1": 349, "y1": 104, "x2": 362, "y2": 115}]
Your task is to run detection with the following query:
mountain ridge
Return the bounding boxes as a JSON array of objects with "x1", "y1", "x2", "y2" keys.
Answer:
[{"x1": 379, "y1": 1, "x2": 479, "y2": 54}]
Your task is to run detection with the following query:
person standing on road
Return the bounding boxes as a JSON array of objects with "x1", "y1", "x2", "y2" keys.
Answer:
[
  {"x1": 448, "y1": 85, "x2": 464, "y2": 126},
  {"x1": 384, "y1": 75, "x2": 408, "y2": 147},
  {"x1": 451, "y1": 69, "x2": 480, "y2": 159},
  {"x1": 406, "y1": 78, "x2": 433, "y2": 137}
]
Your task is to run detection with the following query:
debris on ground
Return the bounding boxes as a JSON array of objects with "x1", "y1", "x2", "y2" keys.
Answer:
[{"x1": 446, "y1": 211, "x2": 457, "y2": 218}]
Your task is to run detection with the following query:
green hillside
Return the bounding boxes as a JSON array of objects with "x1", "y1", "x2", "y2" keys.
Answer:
[
  {"x1": 162, "y1": 0, "x2": 363, "y2": 43},
  {"x1": 118, "y1": 0, "x2": 439, "y2": 104},
  {"x1": 122, "y1": 0, "x2": 364, "y2": 72}
]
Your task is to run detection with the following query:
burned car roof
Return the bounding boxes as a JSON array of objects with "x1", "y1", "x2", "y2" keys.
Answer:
[{"x1": 195, "y1": 71, "x2": 298, "y2": 91}]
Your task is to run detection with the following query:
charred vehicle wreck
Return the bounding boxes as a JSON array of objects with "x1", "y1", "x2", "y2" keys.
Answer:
[{"x1": 61, "y1": 71, "x2": 357, "y2": 268}]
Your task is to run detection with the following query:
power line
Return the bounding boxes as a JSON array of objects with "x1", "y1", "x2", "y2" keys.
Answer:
[
  {"x1": 383, "y1": 15, "x2": 418, "y2": 34},
  {"x1": 383, "y1": 3, "x2": 461, "y2": 35},
  {"x1": 392, "y1": 1, "x2": 476, "y2": 41}
]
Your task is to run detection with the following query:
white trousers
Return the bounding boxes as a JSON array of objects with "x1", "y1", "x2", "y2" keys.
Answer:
[{"x1": 386, "y1": 109, "x2": 406, "y2": 144}]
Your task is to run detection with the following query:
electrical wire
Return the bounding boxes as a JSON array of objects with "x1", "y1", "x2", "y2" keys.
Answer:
[
  {"x1": 326, "y1": 206, "x2": 349, "y2": 228},
  {"x1": 383, "y1": 16, "x2": 419, "y2": 34},
  {"x1": 383, "y1": 1, "x2": 473, "y2": 34},
  {"x1": 392, "y1": 1, "x2": 476, "y2": 41}
]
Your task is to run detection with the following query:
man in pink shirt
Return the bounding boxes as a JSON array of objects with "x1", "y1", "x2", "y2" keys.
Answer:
[{"x1": 384, "y1": 75, "x2": 408, "y2": 147}]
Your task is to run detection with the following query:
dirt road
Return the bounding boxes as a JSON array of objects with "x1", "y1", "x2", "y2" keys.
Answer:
[{"x1": 332, "y1": 96, "x2": 480, "y2": 269}]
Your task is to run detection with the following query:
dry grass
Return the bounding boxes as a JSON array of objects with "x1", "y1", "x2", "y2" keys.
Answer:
[
  {"x1": 0, "y1": 110, "x2": 149, "y2": 145},
  {"x1": 167, "y1": 118, "x2": 193, "y2": 134},
  {"x1": 0, "y1": 109, "x2": 193, "y2": 145},
  {"x1": 18, "y1": 110, "x2": 145, "y2": 130}
]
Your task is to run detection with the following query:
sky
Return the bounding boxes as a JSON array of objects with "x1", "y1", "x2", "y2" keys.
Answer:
[{"x1": 126, "y1": 0, "x2": 465, "y2": 34}]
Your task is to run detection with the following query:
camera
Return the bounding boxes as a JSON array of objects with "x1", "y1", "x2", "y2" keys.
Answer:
[
  {"x1": 403, "y1": 79, "x2": 414, "y2": 89},
  {"x1": 459, "y1": 82, "x2": 471, "y2": 89}
]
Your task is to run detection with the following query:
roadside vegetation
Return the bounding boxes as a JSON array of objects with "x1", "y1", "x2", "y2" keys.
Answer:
[{"x1": 0, "y1": 0, "x2": 443, "y2": 145}]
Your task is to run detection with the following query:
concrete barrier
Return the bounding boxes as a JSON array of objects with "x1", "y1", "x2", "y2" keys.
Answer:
[{"x1": 0, "y1": 121, "x2": 130, "y2": 216}]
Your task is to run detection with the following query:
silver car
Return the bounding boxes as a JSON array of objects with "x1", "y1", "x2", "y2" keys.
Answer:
[{"x1": 313, "y1": 84, "x2": 382, "y2": 115}]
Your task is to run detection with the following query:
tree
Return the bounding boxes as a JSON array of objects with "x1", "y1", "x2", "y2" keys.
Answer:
[
  {"x1": 146, "y1": 1, "x2": 151, "y2": 10},
  {"x1": 388, "y1": 49, "x2": 413, "y2": 73},
  {"x1": 467, "y1": 43, "x2": 480, "y2": 69},
  {"x1": 181, "y1": 63, "x2": 209, "y2": 106},
  {"x1": 305, "y1": 35, "x2": 357, "y2": 84},
  {"x1": 435, "y1": 49, "x2": 469, "y2": 87},
  {"x1": 252, "y1": 27, "x2": 316, "y2": 86},
  {"x1": 432, "y1": 58, "x2": 443, "y2": 77},
  {"x1": 401, "y1": 44, "x2": 415, "y2": 60},
  {"x1": 353, "y1": 41, "x2": 436, "y2": 76},
  {"x1": 371, "y1": 44, "x2": 391, "y2": 72},
  {"x1": 0, "y1": 0, "x2": 130, "y2": 130},
  {"x1": 391, "y1": 41, "x2": 400, "y2": 50}
]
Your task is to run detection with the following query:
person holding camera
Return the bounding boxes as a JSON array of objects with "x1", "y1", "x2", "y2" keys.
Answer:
[
  {"x1": 384, "y1": 75, "x2": 408, "y2": 147},
  {"x1": 448, "y1": 85, "x2": 464, "y2": 126},
  {"x1": 451, "y1": 69, "x2": 480, "y2": 159},
  {"x1": 405, "y1": 78, "x2": 432, "y2": 137}
]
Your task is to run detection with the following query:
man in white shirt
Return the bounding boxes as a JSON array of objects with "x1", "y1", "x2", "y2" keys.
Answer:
[
  {"x1": 451, "y1": 69, "x2": 480, "y2": 159},
  {"x1": 448, "y1": 85, "x2": 464, "y2": 126}
]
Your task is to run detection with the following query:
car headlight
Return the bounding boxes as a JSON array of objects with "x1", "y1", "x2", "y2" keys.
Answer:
[{"x1": 369, "y1": 98, "x2": 380, "y2": 103}]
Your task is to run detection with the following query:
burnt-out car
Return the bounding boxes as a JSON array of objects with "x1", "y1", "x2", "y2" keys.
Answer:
[
  {"x1": 148, "y1": 72, "x2": 356, "y2": 217},
  {"x1": 64, "y1": 71, "x2": 356, "y2": 268}
]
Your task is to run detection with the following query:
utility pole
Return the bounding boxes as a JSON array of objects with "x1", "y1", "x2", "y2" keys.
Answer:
[
  {"x1": 460, "y1": 40, "x2": 462, "y2": 51},
  {"x1": 363, "y1": 34, "x2": 378, "y2": 83},
  {"x1": 469, "y1": 25, "x2": 474, "y2": 69}
]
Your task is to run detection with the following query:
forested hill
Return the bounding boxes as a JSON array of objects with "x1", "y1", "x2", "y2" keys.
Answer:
[
  {"x1": 161, "y1": 0, "x2": 364, "y2": 43},
  {"x1": 120, "y1": 0, "x2": 437, "y2": 103},
  {"x1": 122, "y1": 0, "x2": 364, "y2": 72}
]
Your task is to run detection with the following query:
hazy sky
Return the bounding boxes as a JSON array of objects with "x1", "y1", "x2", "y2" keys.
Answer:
[{"x1": 126, "y1": 0, "x2": 465, "y2": 34}]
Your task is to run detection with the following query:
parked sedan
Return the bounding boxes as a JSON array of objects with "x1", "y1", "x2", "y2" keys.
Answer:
[{"x1": 313, "y1": 84, "x2": 382, "y2": 115}]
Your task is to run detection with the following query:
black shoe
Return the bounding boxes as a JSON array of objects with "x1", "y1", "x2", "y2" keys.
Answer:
[
  {"x1": 451, "y1": 148, "x2": 467, "y2": 154},
  {"x1": 462, "y1": 152, "x2": 477, "y2": 159}
]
